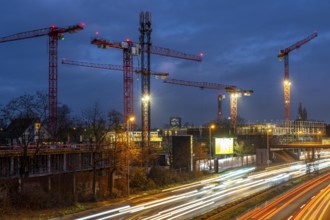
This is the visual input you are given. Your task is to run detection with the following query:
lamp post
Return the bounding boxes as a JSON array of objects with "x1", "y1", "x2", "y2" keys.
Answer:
[
  {"x1": 126, "y1": 116, "x2": 135, "y2": 196},
  {"x1": 317, "y1": 130, "x2": 322, "y2": 142},
  {"x1": 209, "y1": 124, "x2": 215, "y2": 170},
  {"x1": 297, "y1": 130, "x2": 303, "y2": 142},
  {"x1": 266, "y1": 128, "x2": 272, "y2": 165}
]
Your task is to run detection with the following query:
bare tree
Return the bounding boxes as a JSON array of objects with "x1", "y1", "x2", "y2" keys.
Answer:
[
  {"x1": 81, "y1": 107, "x2": 142, "y2": 198},
  {"x1": 82, "y1": 103, "x2": 109, "y2": 200},
  {"x1": 56, "y1": 104, "x2": 74, "y2": 143},
  {"x1": 106, "y1": 110, "x2": 141, "y2": 196},
  {"x1": 0, "y1": 91, "x2": 48, "y2": 191}
]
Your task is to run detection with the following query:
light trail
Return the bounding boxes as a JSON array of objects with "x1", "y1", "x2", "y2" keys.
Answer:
[
  {"x1": 75, "y1": 206, "x2": 130, "y2": 220},
  {"x1": 239, "y1": 172, "x2": 330, "y2": 220},
  {"x1": 293, "y1": 181, "x2": 330, "y2": 219},
  {"x1": 162, "y1": 167, "x2": 255, "y2": 193},
  {"x1": 77, "y1": 158, "x2": 330, "y2": 220}
]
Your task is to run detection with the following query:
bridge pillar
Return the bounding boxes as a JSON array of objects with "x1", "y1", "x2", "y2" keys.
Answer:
[{"x1": 306, "y1": 148, "x2": 311, "y2": 161}]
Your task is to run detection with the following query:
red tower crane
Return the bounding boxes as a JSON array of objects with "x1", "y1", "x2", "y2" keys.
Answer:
[
  {"x1": 91, "y1": 38, "x2": 138, "y2": 122},
  {"x1": 91, "y1": 35, "x2": 202, "y2": 148},
  {"x1": 61, "y1": 58, "x2": 169, "y2": 119},
  {"x1": 278, "y1": 32, "x2": 318, "y2": 127},
  {"x1": 0, "y1": 23, "x2": 85, "y2": 137},
  {"x1": 163, "y1": 78, "x2": 253, "y2": 132}
]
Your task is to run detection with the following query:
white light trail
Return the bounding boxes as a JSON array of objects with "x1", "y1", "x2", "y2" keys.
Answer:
[{"x1": 75, "y1": 205, "x2": 130, "y2": 220}]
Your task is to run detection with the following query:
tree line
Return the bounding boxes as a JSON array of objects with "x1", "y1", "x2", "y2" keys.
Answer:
[{"x1": 0, "y1": 91, "x2": 208, "y2": 212}]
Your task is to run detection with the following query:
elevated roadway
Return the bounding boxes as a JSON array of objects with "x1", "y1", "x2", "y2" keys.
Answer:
[{"x1": 272, "y1": 142, "x2": 330, "y2": 149}]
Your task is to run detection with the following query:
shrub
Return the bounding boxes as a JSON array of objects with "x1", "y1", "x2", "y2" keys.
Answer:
[{"x1": 130, "y1": 167, "x2": 150, "y2": 191}]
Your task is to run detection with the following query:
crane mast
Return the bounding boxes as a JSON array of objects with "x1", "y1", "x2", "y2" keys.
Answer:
[
  {"x1": 91, "y1": 16, "x2": 202, "y2": 152},
  {"x1": 278, "y1": 32, "x2": 318, "y2": 127},
  {"x1": 0, "y1": 23, "x2": 84, "y2": 137},
  {"x1": 123, "y1": 40, "x2": 134, "y2": 121},
  {"x1": 140, "y1": 11, "x2": 152, "y2": 150},
  {"x1": 164, "y1": 78, "x2": 253, "y2": 132}
]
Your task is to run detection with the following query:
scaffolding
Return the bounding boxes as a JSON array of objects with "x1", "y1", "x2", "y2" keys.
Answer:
[{"x1": 237, "y1": 120, "x2": 326, "y2": 144}]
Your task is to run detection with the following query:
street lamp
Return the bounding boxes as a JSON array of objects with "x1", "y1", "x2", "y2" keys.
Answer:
[
  {"x1": 266, "y1": 128, "x2": 272, "y2": 165},
  {"x1": 209, "y1": 124, "x2": 215, "y2": 170},
  {"x1": 127, "y1": 116, "x2": 135, "y2": 196},
  {"x1": 317, "y1": 130, "x2": 322, "y2": 142},
  {"x1": 297, "y1": 130, "x2": 303, "y2": 142}
]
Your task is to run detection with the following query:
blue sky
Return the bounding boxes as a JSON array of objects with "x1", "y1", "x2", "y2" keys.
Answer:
[{"x1": 0, "y1": 1, "x2": 329, "y2": 128}]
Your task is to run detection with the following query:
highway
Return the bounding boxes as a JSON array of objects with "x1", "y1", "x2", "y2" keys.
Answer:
[
  {"x1": 64, "y1": 160, "x2": 330, "y2": 220},
  {"x1": 239, "y1": 172, "x2": 330, "y2": 219},
  {"x1": 293, "y1": 178, "x2": 330, "y2": 219}
]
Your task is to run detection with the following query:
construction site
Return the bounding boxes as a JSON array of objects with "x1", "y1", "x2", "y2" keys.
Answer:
[{"x1": 0, "y1": 8, "x2": 329, "y2": 209}]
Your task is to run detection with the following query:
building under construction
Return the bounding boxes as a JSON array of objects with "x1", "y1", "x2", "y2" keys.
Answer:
[{"x1": 237, "y1": 120, "x2": 326, "y2": 144}]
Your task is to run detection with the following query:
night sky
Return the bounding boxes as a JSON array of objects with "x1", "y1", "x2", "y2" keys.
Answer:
[{"x1": 0, "y1": 1, "x2": 329, "y2": 128}]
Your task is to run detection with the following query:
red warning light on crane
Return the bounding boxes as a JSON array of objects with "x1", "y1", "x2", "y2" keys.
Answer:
[{"x1": 80, "y1": 22, "x2": 85, "y2": 27}]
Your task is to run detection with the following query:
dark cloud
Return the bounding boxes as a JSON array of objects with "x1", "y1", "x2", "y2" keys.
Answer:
[{"x1": 1, "y1": 0, "x2": 330, "y2": 127}]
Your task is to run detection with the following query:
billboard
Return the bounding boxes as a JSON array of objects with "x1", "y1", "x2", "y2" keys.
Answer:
[{"x1": 215, "y1": 138, "x2": 234, "y2": 155}]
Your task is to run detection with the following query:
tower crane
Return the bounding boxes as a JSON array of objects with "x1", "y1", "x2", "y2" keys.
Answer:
[
  {"x1": 91, "y1": 20, "x2": 202, "y2": 149},
  {"x1": 91, "y1": 38, "x2": 138, "y2": 122},
  {"x1": 278, "y1": 32, "x2": 318, "y2": 127},
  {"x1": 61, "y1": 58, "x2": 169, "y2": 119},
  {"x1": 163, "y1": 78, "x2": 253, "y2": 132},
  {"x1": 0, "y1": 23, "x2": 85, "y2": 137}
]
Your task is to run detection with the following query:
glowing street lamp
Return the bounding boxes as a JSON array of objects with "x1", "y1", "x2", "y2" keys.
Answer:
[
  {"x1": 297, "y1": 130, "x2": 303, "y2": 142},
  {"x1": 126, "y1": 116, "x2": 135, "y2": 196},
  {"x1": 209, "y1": 124, "x2": 215, "y2": 170},
  {"x1": 266, "y1": 128, "x2": 272, "y2": 165},
  {"x1": 317, "y1": 130, "x2": 322, "y2": 142}
]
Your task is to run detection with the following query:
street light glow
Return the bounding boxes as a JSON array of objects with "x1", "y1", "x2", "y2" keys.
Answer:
[
  {"x1": 284, "y1": 80, "x2": 291, "y2": 86},
  {"x1": 142, "y1": 95, "x2": 150, "y2": 102}
]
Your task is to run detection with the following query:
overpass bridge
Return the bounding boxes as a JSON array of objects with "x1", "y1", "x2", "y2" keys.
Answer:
[
  {"x1": 272, "y1": 142, "x2": 330, "y2": 149},
  {"x1": 270, "y1": 142, "x2": 330, "y2": 162},
  {"x1": 237, "y1": 120, "x2": 328, "y2": 164}
]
